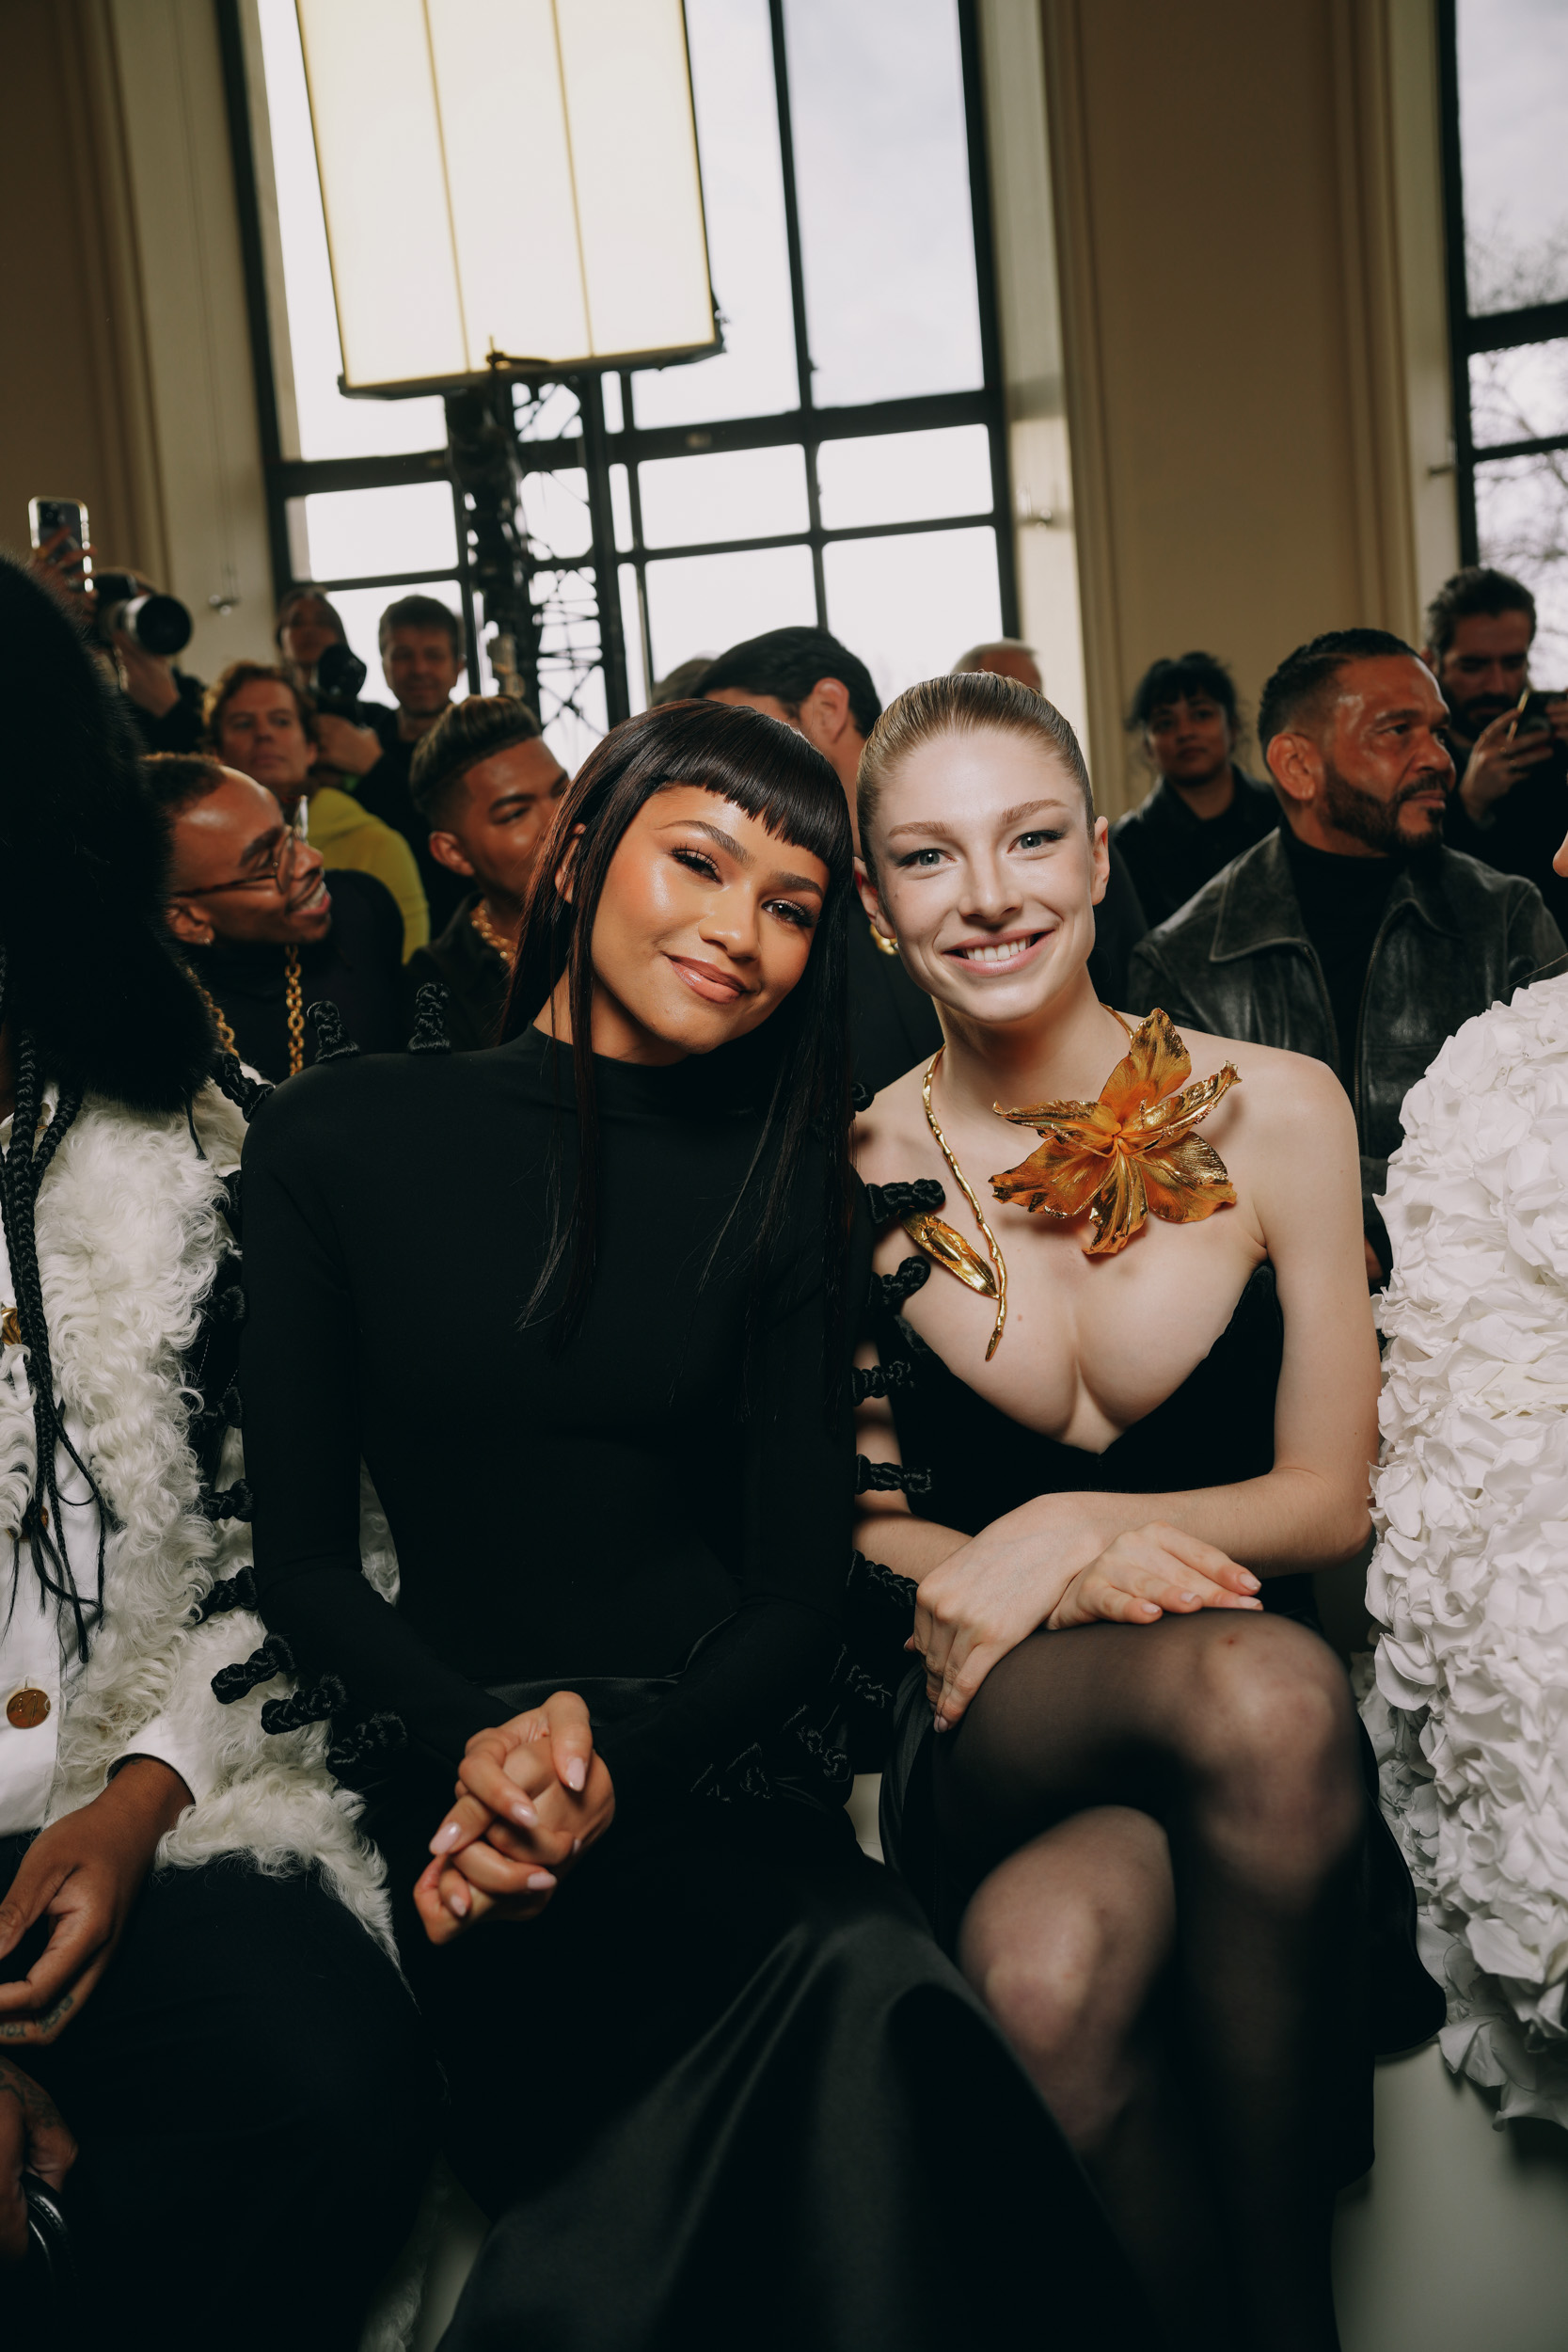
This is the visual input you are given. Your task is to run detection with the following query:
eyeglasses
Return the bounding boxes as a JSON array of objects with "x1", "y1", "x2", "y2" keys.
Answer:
[{"x1": 185, "y1": 802, "x2": 309, "y2": 898}]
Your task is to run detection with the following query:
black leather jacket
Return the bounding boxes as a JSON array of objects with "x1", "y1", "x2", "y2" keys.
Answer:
[{"x1": 1128, "y1": 829, "x2": 1564, "y2": 1256}]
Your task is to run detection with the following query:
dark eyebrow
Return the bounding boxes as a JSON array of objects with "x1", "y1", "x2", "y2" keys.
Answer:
[
  {"x1": 240, "y1": 824, "x2": 284, "y2": 866},
  {"x1": 1370, "y1": 705, "x2": 1429, "y2": 725},
  {"x1": 666, "y1": 815, "x2": 823, "y2": 896},
  {"x1": 885, "y1": 796, "x2": 1074, "y2": 842}
]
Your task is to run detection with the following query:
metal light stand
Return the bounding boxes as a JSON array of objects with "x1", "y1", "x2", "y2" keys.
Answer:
[{"x1": 444, "y1": 362, "x2": 631, "y2": 733}]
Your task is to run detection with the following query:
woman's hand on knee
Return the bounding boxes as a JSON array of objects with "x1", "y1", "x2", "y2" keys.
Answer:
[{"x1": 1046, "y1": 1526, "x2": 1262, "y2": 1630}]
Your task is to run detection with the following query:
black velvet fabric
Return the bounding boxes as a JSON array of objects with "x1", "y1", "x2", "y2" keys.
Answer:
[{"x1": 1, "y1": 1841, "x2": 438, "y2": 2350}]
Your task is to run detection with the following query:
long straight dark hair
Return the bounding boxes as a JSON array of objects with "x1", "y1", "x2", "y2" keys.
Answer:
[{"x1": 500, "y1": 699, "x2": 854, "y2": 1391}]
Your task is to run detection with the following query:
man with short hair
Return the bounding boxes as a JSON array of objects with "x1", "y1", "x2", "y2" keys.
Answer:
[
  {"x1": 150, "y1": 755, "x2": 406, "y2": 1080},
  {"x1": 205, "y1": 661, "x2": 429, "y2": 957},
  {"x1": 1427, "y1": 565, "x2": 1568, "y2": 929},
  {"x1": 701, "y1": 624, "x2": 1148, "y2": 1091},
  {"x1": 309, "y1": 595, "x2": 471, "y2": 930},
  {"x1": 404, "y1": 697, "x2": 568, "y2": 1049},
  {"x1": 952, "y1": 637, "x2": 1044, "y2": 693},
  {"x1": 1112, "y1": 650, "x2": 1278, "y2": 924},
  {"x1": 1129, "y1": 628, "x2": 1563, "y2": 1279}
]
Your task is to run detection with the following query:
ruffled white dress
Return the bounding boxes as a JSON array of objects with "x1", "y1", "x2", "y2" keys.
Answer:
[{"x1": 1366, "y1": 968, "x2": 1568, "y2": 2125}]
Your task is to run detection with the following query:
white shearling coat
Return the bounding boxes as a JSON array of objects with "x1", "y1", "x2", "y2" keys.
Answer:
[{"x1": 7, "y1": 1078, "x2": 391, "y2": 1951}]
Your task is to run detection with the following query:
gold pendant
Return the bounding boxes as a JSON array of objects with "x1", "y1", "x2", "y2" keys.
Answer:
[
  {"x1": 990, "y1": 1009, "x2": 1240, "y2": 1257},
  {"x1": 901, "y1": 1210, "x2": 997, "y2": 1298}
]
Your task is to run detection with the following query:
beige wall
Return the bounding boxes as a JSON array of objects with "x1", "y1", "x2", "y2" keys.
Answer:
[
  {"x1": 0, "y1": 0, "x2": 275, "y2": 678},
  {"x1": 1033, "y1": 0, "x2": 1458, "y2": 815}
]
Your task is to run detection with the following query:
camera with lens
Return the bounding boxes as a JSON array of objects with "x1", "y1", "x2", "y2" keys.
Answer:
[
  {"x1": 92, "y1": 569, "x2": 194, "y2": 660},
  {"x1": 311, "y1": 638, "x2": 370, "y2": 717}
]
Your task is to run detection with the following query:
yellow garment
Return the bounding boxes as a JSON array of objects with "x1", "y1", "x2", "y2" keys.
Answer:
[{"x1": 306, "y1": 786, "x2": 429, "y2": 959}]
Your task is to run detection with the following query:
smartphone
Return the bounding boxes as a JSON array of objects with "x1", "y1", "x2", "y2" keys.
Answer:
[
  {"x1": 28, "y1": 497, "x2": 91, "y2": 581},
  {"x1": 1505, "y1": 689, "x2": 1561, "y2": 743}
]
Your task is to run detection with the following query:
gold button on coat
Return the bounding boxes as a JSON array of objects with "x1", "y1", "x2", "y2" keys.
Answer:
[{"x1": 6, "y1": 1687, "x2": 51, "y2": 1729}]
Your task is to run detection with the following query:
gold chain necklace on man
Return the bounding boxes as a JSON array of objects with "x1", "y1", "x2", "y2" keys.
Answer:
[
  {"x1": 185, "y1": 948, "x2": 304, "y2": 1077},
  {"x1": 468, "y1": 900, "x2": 517, "y2": 971},
  {"x1": 901, "y1": 1007, "x2": 1240, "y2": 1360}
]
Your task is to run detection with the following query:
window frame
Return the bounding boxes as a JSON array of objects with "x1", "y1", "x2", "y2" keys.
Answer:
[
  {"x1": 218, "y1": 0, "x2": 1017, "y2": 716},
  {"x1": 1436, "y1": 0, "x2": 1568, "y2": 569}
]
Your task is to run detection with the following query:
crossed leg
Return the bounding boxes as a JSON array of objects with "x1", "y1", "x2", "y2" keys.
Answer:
[{"x1": 936, "y1": 1610, "x2": 1366, "y2": 2352}]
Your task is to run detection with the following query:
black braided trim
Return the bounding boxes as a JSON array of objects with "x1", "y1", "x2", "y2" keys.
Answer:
[
  {"x1": 212, "y1": 1051, "x2": 273, "y2": 1120},
  {"x1": 327, "y1": 1711, "x2": 407, "y2": 1775},
  {"x1": 261, "y1": 1675, "x2": 346, "y2": 1736},
  {"x1": 850, "y1": 1081, "x2": 874, "y2": 1114},
  {"x1": 211, "y1": 1268, "x2": 246, "y2": 1327},
  {"x1": 871, "y1": 1256, "x2": 930, "y2": 1311},
  {"x1": 408, "y1": 981, "x2": 452, "y2": 1055},
  {"x1": 863, "y1": 1179, "x2": 945, "y2": 1227},
  {"x1": 855, "y1": 1454, "x2": 932, "y2": 1497},
  {"x1": 305, "y1": 999, "x2": 357, "y2": 1061},
  {"x1": 847, "y1": 1548, "x2": 919, "y2": 1617},
  {"x1": 850, "y1": 1359, "x2": 911, "y2": 1405},
  {"x1": 212, "y1": 1633, "x2": 294, "y2": 1705},
  {"x1": 218, "y1": 1170, "x2": 244, "y2": 1240},
  {"x1": 198, "y1": 1479, "x2": 253, "y2": 1523},
  {"x1": 194, "y1": 1565, "x2": 257, "y2": 1624}
]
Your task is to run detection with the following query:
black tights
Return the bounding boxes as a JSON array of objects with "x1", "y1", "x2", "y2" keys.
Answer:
[{"x1": 934, "y1": 1610, "x2": 1365, "y2": 2352}]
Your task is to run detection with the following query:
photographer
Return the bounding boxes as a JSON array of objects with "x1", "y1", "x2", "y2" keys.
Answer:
[
  {"x1": 308, "y1": 595, "x2": 471, "y2": 932},
  {"x1": 1430, "y1": 565, "x2": 1568, "y2": 930},
  {"x1": 27, "y1": 529, "x2": 206, "y2": 753},
  {"x1": 204, "y1": 661, "x2": 429, "y2": 958}
]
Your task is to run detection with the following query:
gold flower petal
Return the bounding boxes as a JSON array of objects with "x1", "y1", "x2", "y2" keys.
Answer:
[
  {"x1": 1099, "y1": 1008, "x2": 1192, "y2": 1122},
  {"x1": 1085, "y1": 1152, "x2": 1148, "y2": 1254},
  {"x1": 989, "y1": 1131, "x2": 1109, "y2": 1218},
  {"x1": 901, "y1": 1211, "x2": 999, "y2": 1297},
  {"x1": 1139, "y1": 1135, "x2": 1238, "y2": 1224}
]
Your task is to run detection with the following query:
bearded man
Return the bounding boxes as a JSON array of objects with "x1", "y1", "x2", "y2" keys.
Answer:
[{"x1": 1129, "y1": 628, "x2": 1563, "y2": 1281}]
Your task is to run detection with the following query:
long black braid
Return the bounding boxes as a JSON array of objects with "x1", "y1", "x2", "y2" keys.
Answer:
[{"x1": 0, "y1": 950, "x2": 107, "y2": 1660}]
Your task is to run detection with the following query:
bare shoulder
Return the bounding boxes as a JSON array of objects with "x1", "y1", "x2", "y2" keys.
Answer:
[
  {"x1": 1145, "y1": 1018, "x2": 1354, "y2": 1145},
  {"x1": 852, "y1": 1061, "x2": 937, "y2": 1188}
]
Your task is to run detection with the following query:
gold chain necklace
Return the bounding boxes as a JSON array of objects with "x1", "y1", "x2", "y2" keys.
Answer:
[
  {"x1": 907, "y1": 1009, "x2": 1138, "y2": 1360},
  {"x1": 468, "y1": 899, "x2": 517, "y2": 971},
  {"x1": 187, "y1": 948, "x2": 304, "y2": 1076}
]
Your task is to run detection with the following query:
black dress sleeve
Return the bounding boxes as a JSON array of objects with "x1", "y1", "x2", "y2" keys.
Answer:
[
  {"x1": 239, "y1": 1073, "x2": 509, "y2": 1779},
  {"x1": 589, "y1": 1184, "x2": 853, "y2": 1818}
]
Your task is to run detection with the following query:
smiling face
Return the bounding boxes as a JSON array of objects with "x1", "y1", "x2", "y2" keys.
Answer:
[
  {"x1": 278, "y1": 596, "x2": 342, "y2": 675},
  {"x1": 165, "y1": 770, "x2": 332, "y2": 947},
  {"x1": 858, "y1": 726, "x2": 1109, "y2": 1029},
  {"x1": 214, "y1": 676, "x2": 315, "y2": 800},
  {"x1": 562, "y1": 785, "x2": 830, "y2": 1063},
  {"x1": 383, "y1": 624, "x2": 465, "y2": 719}
]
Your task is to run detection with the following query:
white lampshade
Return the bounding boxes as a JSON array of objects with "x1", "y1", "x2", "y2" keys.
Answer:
[{"x1": 294, "y1": 0, "x2": 718, "y2": 392}]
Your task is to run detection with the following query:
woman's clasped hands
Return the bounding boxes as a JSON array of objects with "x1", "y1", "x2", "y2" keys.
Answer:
[
  {"x1": 414, "y1": 1691, "x2": 615, "y2": 1945},
  {"x1": 909, "y1": 1496, "x2": 1262, "y2": 1735}
]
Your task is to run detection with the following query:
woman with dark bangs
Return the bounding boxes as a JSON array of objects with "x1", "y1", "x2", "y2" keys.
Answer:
[{"x1": 237, "y1": 700, "x2": 1148, "y2": 2350}]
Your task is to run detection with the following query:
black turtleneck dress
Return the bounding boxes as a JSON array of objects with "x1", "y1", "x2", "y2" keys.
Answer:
[{"x1": 237, "y1": 1026, "x2": 1148, "y2": 2352}]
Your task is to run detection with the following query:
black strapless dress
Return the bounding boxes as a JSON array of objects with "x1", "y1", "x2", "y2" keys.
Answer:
[{"x1": 858, "y1": 1247, "x2": 1444, "y2": 2068}]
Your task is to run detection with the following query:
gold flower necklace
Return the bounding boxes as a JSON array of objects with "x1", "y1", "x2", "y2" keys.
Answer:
[{"x1": 902, "y1": 1008, "x2": 1241, "y2": 1357}]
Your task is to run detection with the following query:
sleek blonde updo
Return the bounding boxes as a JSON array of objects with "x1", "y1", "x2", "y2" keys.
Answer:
[{"x1": 855, "y1": 670, "x2": 1094, "y2": 880}]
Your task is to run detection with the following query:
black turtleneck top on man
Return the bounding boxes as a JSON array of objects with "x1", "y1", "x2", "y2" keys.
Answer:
[{"x1": 1280, "y1": 828, "x2": 1398, "y2": 1079}]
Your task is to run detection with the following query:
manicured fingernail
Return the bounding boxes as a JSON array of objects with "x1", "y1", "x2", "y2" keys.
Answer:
[
  {"x1": 571, "y1": 1837, "x2": 582, "y2": 1856},
  {"x1": 1240, "y1": 1572, "x2": 1260, "y2": 1591},
  {"x1": 447, "y1": 1884, "x2": 468, "y2": 1916},
  {"x1": 509, "y1": 1799, "x2": 537, "y2": 1826},
  {"x1": 526, "y1": 1871, "x2": 556, "y2": 1892},
  {"x1": 933, "y1": 1716, "x2": 949, "y2": 1736},
  {"x1": 1182, "y1": 1592, "x2": 1203, "y2": 1605},
  {"x1": 429, "y1": 1821, "x2": 461, "y2": 1855},
  {"x1": 565, "y1": 1758, "x2": 587, "y2": 1792}
]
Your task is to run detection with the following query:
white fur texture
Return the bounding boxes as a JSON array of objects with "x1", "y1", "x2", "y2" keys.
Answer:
[{"x1": 21, "y1": 1083, "x2": 392, "y2": 1951}]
